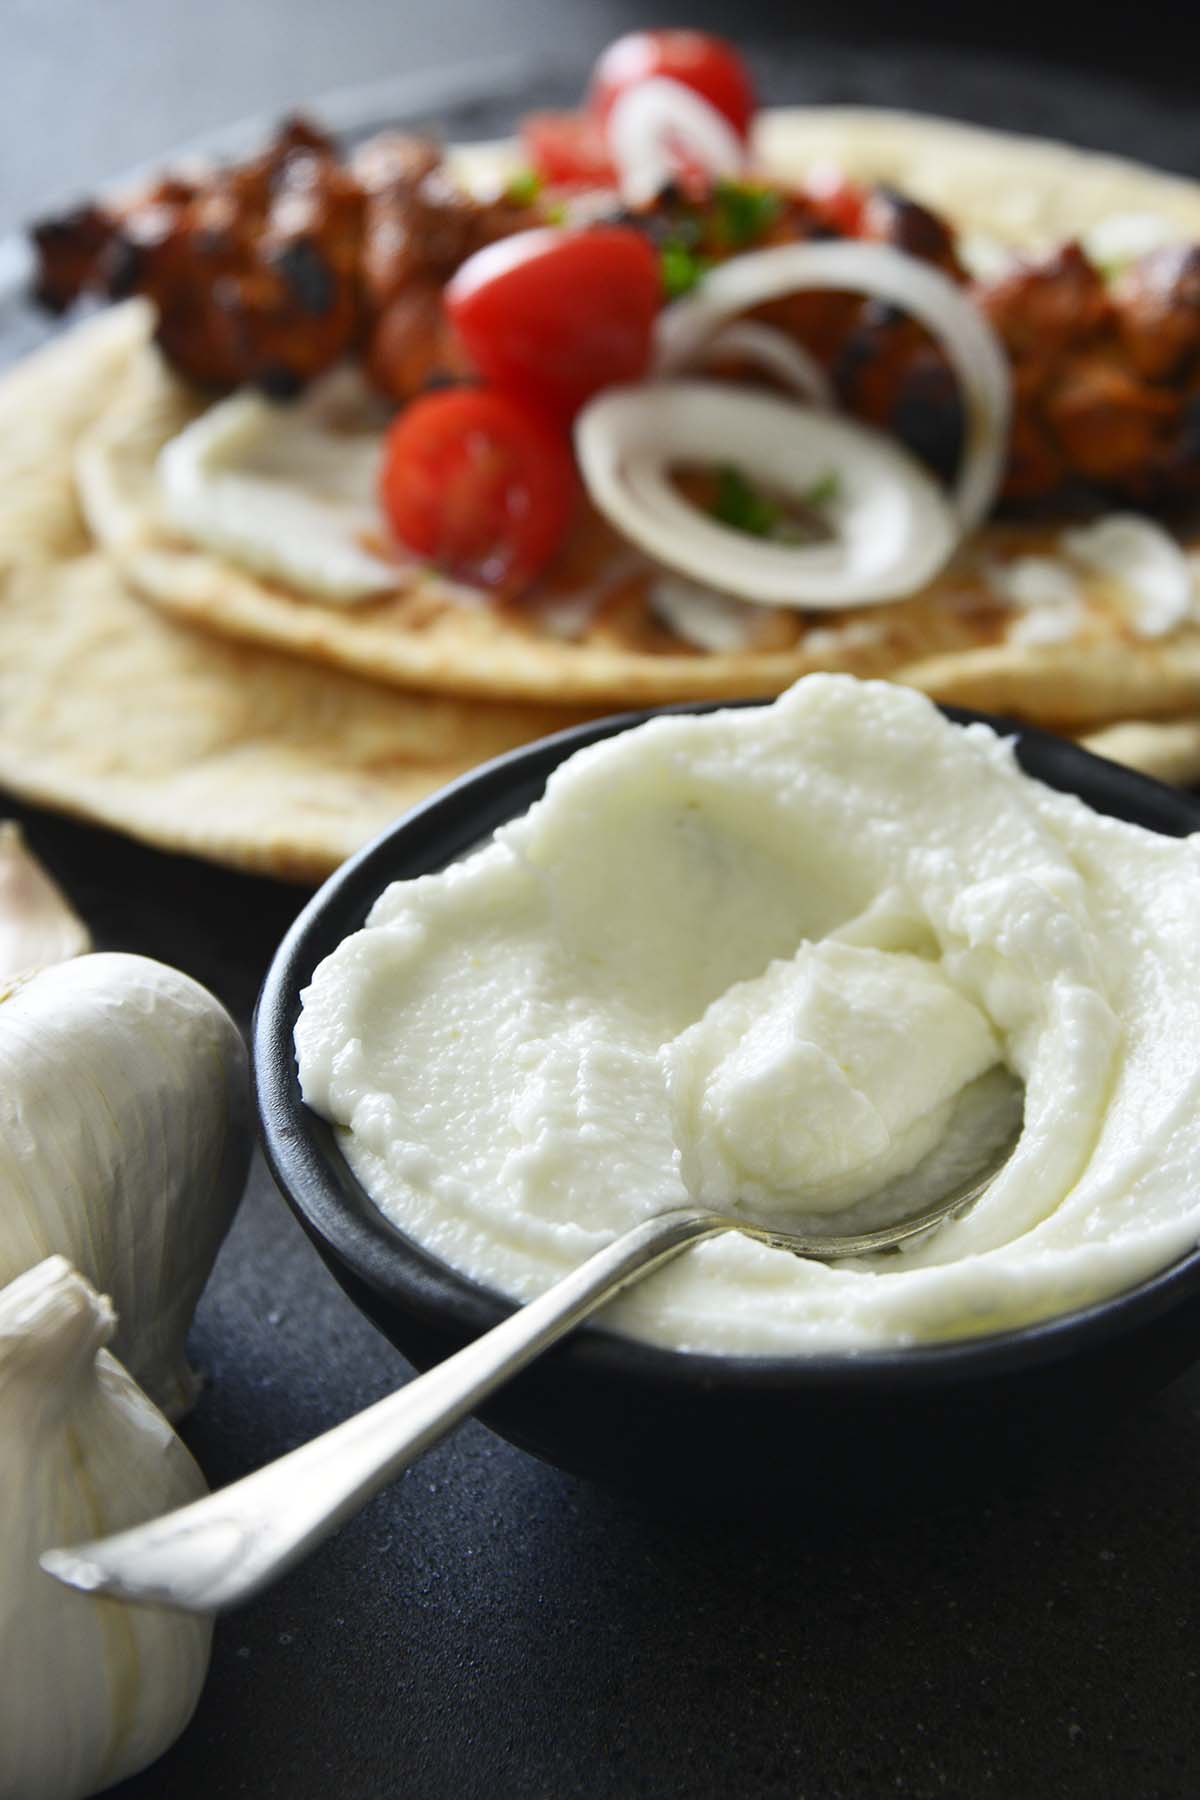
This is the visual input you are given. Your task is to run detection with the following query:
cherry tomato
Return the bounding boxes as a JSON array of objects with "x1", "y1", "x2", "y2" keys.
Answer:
[
  {"x1": 445, "y1": 227, "x2": 662, "y2": 421},
  {"x1": 379, "y1": 387, "x2": 576, "y2": 591},
  {"x1": 589, "y1": 31, "x2": 757, "y2": 142},
  {"x1": 806, "y1": 172, "x2": 870, "y2": 239},
  {"x1": 519, "y1": 112, "x2": 616, "y2": 189}
]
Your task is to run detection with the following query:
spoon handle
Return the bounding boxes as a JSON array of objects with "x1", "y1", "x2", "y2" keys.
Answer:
[{"x1": 41, "y1": 1205, "x2": 725, "y2": 1614}]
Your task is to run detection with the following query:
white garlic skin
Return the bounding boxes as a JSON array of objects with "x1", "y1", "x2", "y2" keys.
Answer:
[
  {"x1": 0, "y1": 1257, "x2": 212, "y2": 1800},
  {"x1": 0, "y1": 952, "x2": 251, "y2": 1419},
  {"x1": 0, "y1": 821, "x2": 90, "y2": 980}
]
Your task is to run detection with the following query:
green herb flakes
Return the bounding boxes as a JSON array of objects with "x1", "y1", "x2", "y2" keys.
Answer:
[
  {"x1": 661, "y1": 242, "x2": 708, "y2": 300},
  {"x1": 802, "y1": 470, "x2": 841, "y2": 508},
  {"x1": 711, "y1": 467, "x2": 782, "y2": 538},
  {"x1": 505, "y1": 169, "x2": 543, "y2": 206},
  {"x1": 712, "y1": 181, "x2": 783, "y2": 249}
]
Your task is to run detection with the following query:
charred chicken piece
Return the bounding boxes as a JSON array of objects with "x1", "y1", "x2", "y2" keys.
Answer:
[
  {"x1": 824, "y1": 192, "x2": 967, "y2": 479},
  {"x1": 32, "y1": 119, "x2": 367, "y2": 390},
  {"x1": 358, "y1": 141, "x2": 533, "y2": 308},
  {"x1": 970, "y1": 245, "x2": 1117, "y2": 500},
  {"x1": 31, "y1": 117, "x2": 543, "y2": 400},
  {"x1": 1159, "y1": 381, "x2": 1200, "y2": 496},
  {"x1": 357, "y1": 136, "x2": 537, "y2": 402},
  {"x1": 975, "y1": 242, "x2": 1194, "y2": 501},
  {"x1": 1043, "y1": 354, "x2": 1181, "y2": 490},
  {"x1": 1114, "y1": 244, "x2": 1200, "y2": 383},
  {"x1": 977, "y1": 242, "x2": 1112, "y2": 360},
  {"x1": 364, "y1": 279, "x2": 473, "y2": 401},
  {"x1": 31, "y1": 203, "x2": 119, "y2": 312},
  {"x1": 859, "y1": 186, "x2": 964, "y2": 279}
]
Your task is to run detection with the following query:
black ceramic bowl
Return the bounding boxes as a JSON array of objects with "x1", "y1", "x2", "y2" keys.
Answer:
[{"x1": 255, "y1": 704, "x2": 1200, "y2": 1510}]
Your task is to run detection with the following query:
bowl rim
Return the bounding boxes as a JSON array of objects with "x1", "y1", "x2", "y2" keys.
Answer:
[{"x1": 254, "y1": 698, "x2": 1200, "y2": 1395}]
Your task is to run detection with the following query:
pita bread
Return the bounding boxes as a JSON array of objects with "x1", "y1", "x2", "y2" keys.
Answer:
[
  {"x1": 0, "y1": 306, "x2": 593, "y2": 880},
  {"x1": 74, "y1": 112, "x2": 1200, "y2": 729}
]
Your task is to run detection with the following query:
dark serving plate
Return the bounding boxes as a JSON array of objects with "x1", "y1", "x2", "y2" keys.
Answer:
[{"x1": 255, "y1": 703, "x2": 1200, "y2": 1511}]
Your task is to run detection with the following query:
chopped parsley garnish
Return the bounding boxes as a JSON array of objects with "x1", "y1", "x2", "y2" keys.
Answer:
[
  {"x1": 505, "y1": 168, "x2": 544, "y2": 206},
  {"x1": 802, "y1": 470, "x2": 841, "y2": 508},
  {"x1": 711, "y1": 180, "x2": 784, "y2": 249},
  {"x1": 712, "y1": 466, "x2": 782, "y2": 537},
  {"x1": 661, "y1": 240, "x2": 709, "y2": 299},
  {"x1": 710, "y1": 467, "x2": 841, "y2": 540}
]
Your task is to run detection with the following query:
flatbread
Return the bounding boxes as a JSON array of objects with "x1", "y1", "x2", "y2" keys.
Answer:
[
  {"x1": 0, "y1": 306, "x2": 592, "y2": 880},
  {"x1": 71, "y1": 110, "x2": 1200, "y2": 730},
  {"x1": 753, "y1": 108, "x2": 1200, "y2": 248},
  {"x1": 1081, "y1": 716, "x2": 1200, "y2": 786}
]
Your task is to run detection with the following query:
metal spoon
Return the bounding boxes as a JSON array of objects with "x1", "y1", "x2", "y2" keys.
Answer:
[{"x1": 42, "y1": 1069, "x2": 1023, "y2": 1615}]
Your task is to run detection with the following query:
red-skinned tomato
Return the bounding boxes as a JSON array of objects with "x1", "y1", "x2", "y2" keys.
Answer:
[
  {"x1": 589, "y1": 31, "x2": 757, "y2": 141},
  {"x1": 379, "y1": 387, "x2": 576, "y2": 592},
  {"x1": 519, "y1": 112, "x2": 616, "y2": 189},
  {"x1": 445, "y1": 227, "x2": 662, "y2": 421},
  {"x1": 807, "y1": 173, "x2": 870, "y2": 239}
]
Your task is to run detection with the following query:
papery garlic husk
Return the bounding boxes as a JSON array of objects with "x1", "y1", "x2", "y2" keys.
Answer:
[
  {"x1": 0, "y1": 951, "x2": 251, "y2": 1418},
  {"x1": 0, "y1": 1256, "x2": 212, "y2": 1800},
  {"x1": 0, "y1": 821, "x2": 90, "y2": 980}
]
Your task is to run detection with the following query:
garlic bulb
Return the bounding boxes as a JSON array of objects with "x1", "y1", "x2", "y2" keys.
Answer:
[
  {"x1": 0, "y1": 821, "x2": 90, "y2": 979},
  {"x1": 0, "y1": 952, "x2": 251, "y2": 1418},
  {"x1": 0, "y1": 1256, "x2": 212, "y2": 1800}
]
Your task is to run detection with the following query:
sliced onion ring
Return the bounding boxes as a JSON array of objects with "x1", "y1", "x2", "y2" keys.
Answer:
[
  {"x1": 574, "y1": 380, "x2": 958, "y2": 610},
  {"x1": 606, "y1": 77, "x2": 744, "y2": 206},
  {"x1": 655, "y1": 240, "x2": 1011, "y2": 534},
  {"x1": 693, "y1": 321, "x2": 834, "y2": 407}
]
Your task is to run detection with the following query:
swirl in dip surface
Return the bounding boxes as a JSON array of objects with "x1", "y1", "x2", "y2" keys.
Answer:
[{"x1": 295, "y1": 676, "x2": 1200, "y2": 1354}]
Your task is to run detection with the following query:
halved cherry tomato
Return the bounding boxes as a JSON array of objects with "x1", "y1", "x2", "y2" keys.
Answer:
[
  {"x1": 445, "y1": 227, "x2": 662, "y2": 421},
  {"x1": 379, "y1": 388, "x2": 576, "y2": 592},
  {"x1": 589, "y1": 31, "x2": 757, "y2": 142},
  {"x1": 520, "y1": 111, "x2": 616, "y2": 190}
]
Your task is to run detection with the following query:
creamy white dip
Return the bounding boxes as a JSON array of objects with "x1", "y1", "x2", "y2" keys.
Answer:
[
  {"x1": 158, "y1": 374, "x2": 404, "y2": 601},
  {"x1": 296, "y1": 676, "x2": 1200, "y2": 1354}
]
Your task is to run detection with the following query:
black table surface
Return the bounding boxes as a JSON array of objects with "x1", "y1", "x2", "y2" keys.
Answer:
[{"x1": 5, "y1": 21, "x2": 1200, "y2": 1800}]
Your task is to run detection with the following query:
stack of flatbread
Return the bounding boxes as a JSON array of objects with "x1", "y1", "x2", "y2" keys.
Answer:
[{"x1": 2, "y1": 110, "x2": 1198, "y2": 882}]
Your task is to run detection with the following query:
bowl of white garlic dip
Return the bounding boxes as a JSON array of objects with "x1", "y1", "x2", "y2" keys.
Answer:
[{"x1": 256, "y1": 677, "x2": 1200, "y2": 1508}]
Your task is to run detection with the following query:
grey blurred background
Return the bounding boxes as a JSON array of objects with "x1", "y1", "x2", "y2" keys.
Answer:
[{"x1": 4, "y1": 0, "x2": 1197, "y2": 235}]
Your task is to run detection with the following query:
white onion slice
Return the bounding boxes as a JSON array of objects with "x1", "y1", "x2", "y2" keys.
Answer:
[
  {"x1": 693, "y1": 321, "x2": 834, "y2": 407},
  {"x1": 574, "y1": 380, "x2": 958, "y2": 610},
  {"x1": 655, "y1": 240, "x2": 1011, "y2": 533},
  {"x1": 606, "y1": 77, "x2": 744, "y2": 206}
]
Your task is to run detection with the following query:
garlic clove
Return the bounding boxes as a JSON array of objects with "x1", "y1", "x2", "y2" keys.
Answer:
[
  {"x1": 0, "y1": 952, "x2": 251, "y2": 1419},
  {"x1": 0, "y1": 821, "x2": 90, "y2": 982},
  {"x1": 0, "y1": 1257, "x2": 212, "y2": 1800}
]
